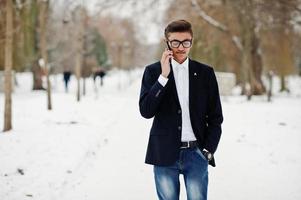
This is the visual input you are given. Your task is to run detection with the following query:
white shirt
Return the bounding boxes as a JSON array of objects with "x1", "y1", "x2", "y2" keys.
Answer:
[{"x1": 158, "y1": 58, "x2": 197, "y2": 142}]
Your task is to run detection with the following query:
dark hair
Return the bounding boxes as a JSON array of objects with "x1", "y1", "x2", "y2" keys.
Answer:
[{"x1": 164, "y1": 19, "x2": 193, "y2": 39}]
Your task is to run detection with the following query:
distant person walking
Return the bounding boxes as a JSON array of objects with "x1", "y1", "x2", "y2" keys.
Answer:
[
  {"x1": 63, "y1": 71, "x2": 71, "y2": 92},
  {"x1": 93, "y1": 67, "x2": 106, "y2": 87},
  {"x1": 139, "y1": 20, "x2": 223, "y2": 200}
]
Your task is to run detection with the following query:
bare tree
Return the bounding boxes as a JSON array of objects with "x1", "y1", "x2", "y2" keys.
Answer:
[
  {"x1": 190, "y1": 0, "x2": 265, "y2": 97},
  {"x1": 258, "y1": 0, "x2": 299, "y2": 92},
  {"x1": 73, "y1": 6, "x2": 85, "y2": 102},
  {"x1": 190, "y1": 0, "x2": 301, "y2": 95},
  {"x1": 3, "y1": 0, "x2": 13, "y2": 132},
  {"x1": 38, "y1": 0, "x2": 52, "y2": 110},
  {"x1": 229, "y1": 0, "x2": 265, "y2": 96}
]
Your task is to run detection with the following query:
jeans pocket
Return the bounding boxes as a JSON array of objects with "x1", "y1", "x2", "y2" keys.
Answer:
[{"x1": 194, "y1": 148, "x2": 208, "y2": 162}]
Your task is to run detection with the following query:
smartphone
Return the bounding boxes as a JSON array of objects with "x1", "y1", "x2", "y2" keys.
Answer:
[
  {"x1": 166, "y1": 41, "x2": 171, "y2": 51},
  {"x1": 166, "y1": 41, "x2": 172, "y2": 64}
]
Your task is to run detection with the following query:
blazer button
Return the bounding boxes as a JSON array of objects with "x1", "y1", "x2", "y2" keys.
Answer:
[
  {"x1": 178, "y1": 126, "x2": 182, "y2": 131},
  {"x1": 178, "y1": 109, "x2": 181, "y2": 114}
]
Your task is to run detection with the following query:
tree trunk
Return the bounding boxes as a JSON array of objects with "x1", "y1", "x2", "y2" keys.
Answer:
[
  {"x1": 280, "y1": 74, "x2": 289, "y2": 92},
  {"x1": 230, "y1": 0, "x2": 265, "y2": 97},
  {"x1": 39, "y1": 0, "x2": 52, "y2": 110},
  {"x1": 241, "y1": 19, "x2": 265, "y2": 96},
  {"x1": 27, "y1": 0, "x2": 42, "y2": 90},
  {"x1": 240, "y1": 45, "x2": 252, "y2": 100},
  {"x1": 82, "y1": 77, "x2": 86, "y2": 96},
  {"x1": 32, "y1": 59, "x2": 45, "y2": 90},
  {"x1": 75, "y1": 7, "x2": 84, "y2": 102},
  {"x1": 238, "y1": 6, "x2": 253, "y2": 98},
  {"x1": 267, "y1": 71, "x2": 273, "y2": 102},
  {"x1": 3, "y1": 0, "x2": 13, "y2": 132},
  {"x1": 250, "y1": 33, "x2": 265, "y2": 95}
]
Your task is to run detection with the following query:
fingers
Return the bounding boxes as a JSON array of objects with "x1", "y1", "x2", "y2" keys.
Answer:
[
  {"x1": 164, "y1": 48, "x2": 173, "y2": 57},
  {"x1": 162, "y1": 49, "x2": 173, "y2": 63}
]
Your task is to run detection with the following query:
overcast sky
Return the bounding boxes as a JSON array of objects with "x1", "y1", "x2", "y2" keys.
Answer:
[{"x1": 52, "y1": 0, "x2": 172, "y2": 44}]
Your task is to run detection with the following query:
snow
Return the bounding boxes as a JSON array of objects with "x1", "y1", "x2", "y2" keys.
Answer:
[{"x1": 1, "y1": 70, "x2": 301, "y2": 200}]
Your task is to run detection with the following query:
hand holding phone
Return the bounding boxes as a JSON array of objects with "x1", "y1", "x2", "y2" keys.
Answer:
[
  {"x1": 160, "y1": 42, "x2": 173, "y2": 78},
  {"x1": 166, "y1": 41, "x2": 172, "y2": 64},
  {"x1": 166, "y1": 41, "x2": 172, "y2": 51}
]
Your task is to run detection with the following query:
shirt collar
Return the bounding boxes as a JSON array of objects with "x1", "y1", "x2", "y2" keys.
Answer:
[{"x1": 172, "y1": 57, "x2": 189, "y2": 70}]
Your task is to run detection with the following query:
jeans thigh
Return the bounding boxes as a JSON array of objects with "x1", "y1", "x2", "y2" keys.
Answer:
[
  {"x1": 183, "y1": 148, "x2": 208, "y2": 200},
  {"x1": 154, "y1": 164, "x2": 180, "y2": 200}
]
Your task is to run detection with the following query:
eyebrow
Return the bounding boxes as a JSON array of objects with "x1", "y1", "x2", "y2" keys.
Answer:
[{"x1": 170, "y1": 39, "x2": 192, "y2": 41}]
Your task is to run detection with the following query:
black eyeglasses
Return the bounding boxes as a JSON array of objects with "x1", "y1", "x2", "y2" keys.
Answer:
[{"x1": 168, "y1": 39, "x2": 192, "y2": 48}]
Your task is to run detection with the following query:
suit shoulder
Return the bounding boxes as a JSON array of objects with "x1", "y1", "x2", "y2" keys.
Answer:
[
  {"x1": 146, "y1": 61, "x2": 160, "y2": 69},
  {"x1": 190, "y1": 59, "x2": 214, "y2": 72},
  {"x1": 190, "y1": 60, "x2": 214, "y2": 74},
  {"x1": 144, "y1": 61, "x2": 161, "y2": 74}
]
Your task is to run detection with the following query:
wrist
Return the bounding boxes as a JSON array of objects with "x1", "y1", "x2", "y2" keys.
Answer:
[
  {"x1": 202, "y1": 149, "x2": 213, "y2": 161},
  {"x1": 161, "y1": 73, "x2": 169, "y2": 78}
]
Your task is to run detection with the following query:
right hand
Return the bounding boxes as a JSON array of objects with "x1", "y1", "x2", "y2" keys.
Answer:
[{"x1": 160, "y1": 48, "x2": 173, "y2": 78}]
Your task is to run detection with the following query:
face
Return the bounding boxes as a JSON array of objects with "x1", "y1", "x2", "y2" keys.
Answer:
[{"x1": 166, "y1": 32, "x2": 192, "y2": 63}]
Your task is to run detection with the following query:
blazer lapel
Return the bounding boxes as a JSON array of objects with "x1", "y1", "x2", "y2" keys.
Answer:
[
  {"x1": 189, "y1": 59, "x2": 198, "y2": 110},
  {"x1": 167, "y1": 63, "x2": 181, "y2": 107}
]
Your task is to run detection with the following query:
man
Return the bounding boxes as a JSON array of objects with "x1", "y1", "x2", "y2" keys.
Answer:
[{"x1": 139, "y1": 19, "x2": 223, "y2": 200}]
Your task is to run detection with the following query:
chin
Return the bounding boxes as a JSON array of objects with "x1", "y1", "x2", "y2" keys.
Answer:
[{"x1": 176, "y1": 55, "x2": 187, "y2": 61}]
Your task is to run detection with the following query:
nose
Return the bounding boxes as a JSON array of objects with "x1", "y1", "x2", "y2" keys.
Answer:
[{"x1": 178, "y1": 44, "x2": 185, "y2": 50}]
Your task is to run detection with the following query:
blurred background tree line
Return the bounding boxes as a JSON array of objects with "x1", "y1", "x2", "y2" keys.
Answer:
[
  {"x1": 0, "y1": 0, "x2": 145, "y2": 90},
  {"x1": 1, "y1": 0, "x2": 301, "y2": 131},
  {"x1": 1, "y1": 0, "x2": 300, "y2": 93},
  {"x1": 165, "y1": 0, "x2": 301, "y2": 95}
]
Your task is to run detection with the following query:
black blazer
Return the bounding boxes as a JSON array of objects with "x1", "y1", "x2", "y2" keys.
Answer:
[{"x1": 139, "y1": 59, "x2": 223, "y2": 167}]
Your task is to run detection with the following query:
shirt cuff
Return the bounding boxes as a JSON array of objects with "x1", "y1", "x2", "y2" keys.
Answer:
[{"x1": 158, "y1": 75, "x2": 168, "y2": 87}]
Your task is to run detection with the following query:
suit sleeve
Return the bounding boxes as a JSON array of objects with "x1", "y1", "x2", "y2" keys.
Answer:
[
  {"x1": 139, "y1": 66, "x2": 167, "y2": 119},
  {"x1": 204, "y1": 68, "x2": 223, "y2": 154}
]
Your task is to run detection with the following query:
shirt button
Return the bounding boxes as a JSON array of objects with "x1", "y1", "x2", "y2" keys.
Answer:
[
  {"x1": 178, "y1": 109, "x2": 181, "y2": 114},
  {"x1": 178, "y1": 126, "x2": 182, "y2": 131}
]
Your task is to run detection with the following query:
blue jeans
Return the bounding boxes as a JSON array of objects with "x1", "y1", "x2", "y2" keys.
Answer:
[{"x1": 154, "y1": 147, "x2": 208, "y2": 200}]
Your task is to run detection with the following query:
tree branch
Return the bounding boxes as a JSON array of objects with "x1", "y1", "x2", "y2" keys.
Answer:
[
  {"x1": 190, "y1": 0, "x2": 243, "y2": 51},
  {"x1": 191, "y1": 0, "x2": 228, "y2": 31}
]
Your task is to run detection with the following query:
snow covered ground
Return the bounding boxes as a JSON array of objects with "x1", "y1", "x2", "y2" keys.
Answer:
[{"x1": 0, "y1": 70, "x2": 301, "y2": 200}]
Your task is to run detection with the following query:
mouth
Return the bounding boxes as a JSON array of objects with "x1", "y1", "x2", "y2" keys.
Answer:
[{"x1": 175, "y1": 51, "x2": 186, "y2": 55}]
